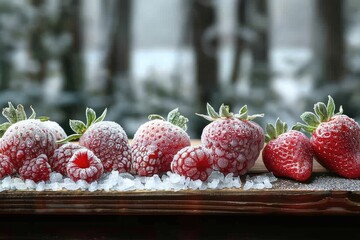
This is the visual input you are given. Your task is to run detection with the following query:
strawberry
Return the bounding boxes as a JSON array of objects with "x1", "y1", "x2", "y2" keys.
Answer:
[
  {"x1": 66, "y1": 149, "x2": 104, "y2": 183},
  {"x1": 50, "y1": 142, "x2": 84, "y2": 176},
  {"x1": 171, "y1": 145, "x2": 213, "y2": 181},
  {"x1": 43, "y1": 120, "x2": 67, "y2": 142},
  {"x1": 59, "y1": 108, "x2": 131, "y2": 173},
  {"x1": 295, "y1": 96, "x2": 360, "y2": 179},
  {"x1": 0, "y1": 154, "x2": 15, "y2": 179},
  {"x1": 131, "y1": 108, "x2": 191, "y2": 176},
  {"x1": 197, "y1": 104, "x2": 265, "y2": 176},
  {"x1": 131, "y1": 145, "x2": 163, "y2": 176},
  {"x1": 0, "y1": 103, "x2": 57, "y2": 171},
  {"x1": 262, "y1": 118, "x2": 313, "y2": 182},
  {"x1": 19, "y1": 154, "x2": 51, "y2": 182}
]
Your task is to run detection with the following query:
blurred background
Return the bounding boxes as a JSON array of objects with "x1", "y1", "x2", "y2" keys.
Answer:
[{"x1": 0, "y1": 0, "x2": 359, "y2": 138}]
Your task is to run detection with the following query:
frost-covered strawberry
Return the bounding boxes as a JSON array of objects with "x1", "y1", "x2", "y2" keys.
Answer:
[
  {"x1": 263, "y1": 118, "x2": 313, "y2": 182},
  {"x1": 171, "y1": 145, "x2": 213, "y2": 181},
  {"x1": 295, "y1": 96, "x2": 360, "y2": 178},
  {"x1": 43, "y1": 120, "x2": 67, "y2": 142},
  {"x1": 131, "y1": 145, "x2": 163, "y2": 176},
  {"x1": 59, "y1": 108, "x2": 131, "y2": 173},
  {"x1": 50, "y1": 142, "x2": 84, "y2": 176},
  {"x1": 0, "y1": 103, "x2": 56, "y2": 171},
  {"x1": 197, "y1": 104, "x2": 265, "y2": 176},
  {"x1": 0, "y1": 154, "x2": 15, "y2": 179},
  {"x1": 19, "y1": 154, "x2": 51, "y2": 182},
  {"x1": 66, "y1": 149, "x2": 104, "y2": 183},
  {"x1": 131, "y1": 108, "x2": 191, "y2": 176}
]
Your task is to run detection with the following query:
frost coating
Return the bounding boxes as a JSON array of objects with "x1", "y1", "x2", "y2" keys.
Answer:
[
  {"x1": 79, "y1": 121, "x2": 131, "y2": 173},
  {"x1": 131, "y1": 119, "x2": 191, "y2": 175},
  {"x1": 201, "y1": 118, "x2": 264, "y2": 176},
  {"x1": 19, "y1": 154, "x2": 51, "y2": 182},
  {"x1": 43, "y1": 121, "x2": 67, "y2": 141},
  {"x1": 0, "y1": 120, "x2": 56, "y2": 171},
  {"x1": 66, "y1": 149, "x2": 104, "y2": 183},
  {"x1": 50, "y1": 142, "x2": 84, "y2": 176},
  {"x1": 171, "y1": 145, "x2": 213, "y2": 181}
]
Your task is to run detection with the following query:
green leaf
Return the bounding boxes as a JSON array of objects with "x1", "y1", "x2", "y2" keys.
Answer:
[
  {"x1": 57, "y1": 134, "x2": 82, "y2": 144},
  {"x1": 336, "y1": 105, "x2": 344, "y2": 115},
  {"x1": 15, "y1": 104, "x2": 27, "y2": 121},
  {"x1": 167, "y1": 108, "x2": 179, "y2": 122},
  {"x1": 247, "y1": 113, "x2": 264, "y2": 121},
  {"x1": 314, "y1": 102, "x2": 328, "y2": 122},
  {"x1": 167, "y1": 108, "x2": 189, "y2": 131},
  {"x1": 69, "y1": 120, "x2": 87, "y2": 134},
  {"x1": 28, "y1": 106, "x2": 36, "y2": 119},
  {"x1": 195, "y1": 113, "x2": 215, "y2": 122},
  {"x1": 300, "y1": 112, "x2": 320, "y2": 128},
  {"x1": 265, "y1": 135, "x2": 272, "y2": 143},
  {"x1": 0, "y1": 122, "x2": 11, "y2": 137},
  {"x1": 327, "y1": 95, "x2": 335, "y2": 119},
  {"x1": 94, "y1": 108, "x2": 107, "y2": 123},
  {"x1": 148, "y1": 114, "x2": 166, "y2": 121},
  {"x1": 2, "y1": 102, "x2": 18, "y2": 123},
  {"x1": 238, "y1": 105, "x2": 248, "y2": 120},
  {"x1": 266, "y1": 123, "x2": 277, "y2": 140},
  {"x1": 86, "y1": 108, "x2": 97, "y2": 127},
  {"x1": 275, "y1": 118, "x2": 283, "y2": 136},
  {"x1": 38, "y1": 116, "x2": 50, "y2": 122},
  {"x1": 291, "y1": 124, "x2": 302, "y2": 131},
  {"x1": 219, "y1": 104, "x2": 232, "y2": 118},
  {"x1": 283, "y1": 122, "x2": 288, "y2": 133},
  {"x1": 206, "y1": 103, "x2": 219, "y2": 119},
  {"x1": 293, "y1": 122, "x2": 317, "y2": 133}
]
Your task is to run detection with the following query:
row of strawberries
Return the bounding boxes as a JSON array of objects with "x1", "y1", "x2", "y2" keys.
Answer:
[{"x1": 0, "y1": 95, "x2": 359, "y2": 185}]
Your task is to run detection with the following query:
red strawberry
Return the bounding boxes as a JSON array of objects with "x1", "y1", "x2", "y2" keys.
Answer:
[
  {"x1": 295, "y1": 96, "x2": 360, "y2": 178},
  {"x1": 0, "y1": 103, "x2": 56, "y2": 171},
  {"x1": 59, "y1": 108, "x2": 131, "y2": 173},
  {"x1": 197, "y1": 104, "x2": 265, "y2": 176},
  {"x1": 171, "y1": 145, "x2": 213, "y2": 181},
  {"x1": 131, "y1": 145, "x2": 163, "y2": 176},
  {"x1": 131, "y1": 108, "x2": 191, "y2": 176},
  {"x1": 66, "y1": 149, "x2": 104, "y2": 183},
  {"x1": 50, "y1": 143, "x2": 84, "y2": 176},
  {"x1": 43, "y1": 120, "x2": 67, "y2": 142},
  {"x1": 0, "y1": 154, "x2": 15, "y2": 179},
  {"x1": 262, "y1": 118, "x2": 313, "y2": 182},
  {"x1": 19, "y1": 154, "x2": 51, "y2": 182}
]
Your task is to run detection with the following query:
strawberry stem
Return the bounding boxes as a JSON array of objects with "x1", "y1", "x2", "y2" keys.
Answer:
[
  {"x1": 196, "y1": 103, "x2": 264, "y2": 121},
  {"x1": 0, "y1": 102, "x2": 49, "y2": 137},
  {"x1": 148, "y1": 108, "x2": 189, "y2": 131},
  {"x1": 294, "y1": 95, "x2": 343, "y2": 133},
  {"x1": 265, "y1": 118, "x2": 288, "y2": 143},
  {"x1": 57, "y1": 107, "x2": 108, "y2": 144}
]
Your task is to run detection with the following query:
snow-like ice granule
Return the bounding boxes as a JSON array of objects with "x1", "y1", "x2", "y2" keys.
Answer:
[
  {"x1": 0, "y1": 170, "x2": 245, "y2": 192},
  {"x1": 242, "y1": 172, "x2": 278, "y2": 191}
]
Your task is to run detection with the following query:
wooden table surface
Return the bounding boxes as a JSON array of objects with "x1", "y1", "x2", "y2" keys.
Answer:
[{"x1": 1, "y1": 141, "x2": 359, "y2": 217}]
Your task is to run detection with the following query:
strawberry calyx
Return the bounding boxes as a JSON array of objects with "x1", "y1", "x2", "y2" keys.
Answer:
[
  {"x1": 293, "y1": 95, "x2": 343, "y2": 133},
  {"x1": 148, "y1": 108, "x2": 188, "y2": 131},
  {"x1": 0, "y1": 102, "x2": 49, "y2": 137},
  {"x1": 196, "y1": 103, "x2": 264, "y2": 122},
  {"x1": 265, "y1": 118, "x2": 288, "y2": 143},
  {"x1": 57, "y1": 107, "x2": 107, "y2": 144}
]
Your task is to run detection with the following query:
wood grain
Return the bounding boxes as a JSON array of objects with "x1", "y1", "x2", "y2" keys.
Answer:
[
  {"x1": 0, "y1": 140, "x2": 352, "y2": 216},
  {"x1": 1, "y1": 188, "x2": 359, "y2": 215}
]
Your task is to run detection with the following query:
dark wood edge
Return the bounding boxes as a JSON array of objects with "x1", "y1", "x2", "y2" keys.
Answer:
[{"x1": 1, "y1": 189, "x2": 360, "y2": 215}]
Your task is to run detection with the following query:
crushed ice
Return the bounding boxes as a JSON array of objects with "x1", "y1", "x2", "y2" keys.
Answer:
[
  {"x1": 0, "y1": 171, "x2": 284, "y2": 192},
  {"x1": 243, "y1": 172, "x2": 278, "y2": 191}
]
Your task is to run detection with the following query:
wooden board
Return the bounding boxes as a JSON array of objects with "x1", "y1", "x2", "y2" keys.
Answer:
[{"x1": 1, "y1": 140, "x2": 359, "y2": 216}]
